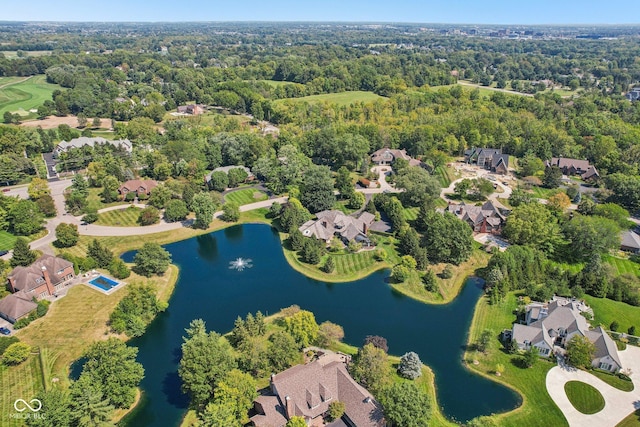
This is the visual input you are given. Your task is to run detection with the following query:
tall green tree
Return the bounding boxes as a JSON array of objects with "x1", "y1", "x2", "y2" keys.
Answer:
[
  {"x1": 566, "y1": 335, "x2": 596, "y2": 369},
  {"x1": 395, "y1": 167, "x2": 440, "y2": 207},
  {"x1": 133, "y1": 242, "x2": 171, "y2": 276},
  {"x1": 10, "y1": 237, "x2": 37, "y2": 267},
  {"x1": 418, "y1": 211, "x2": 473, "y2": 265},
  {"x1": 192, "y1": 192, "x2": 217, "y2": 229},
  {"x1": 349, "y1": 343, "x2": 391, "y2": 395},
  {"x1": 69, "y1": 374, "x2": 115, "y2": 427},
  {"x1": 8, "y1": 199, "x2": 44, "y2": 235},
  {"x1": 282, "y1": 309, "x2": 319, "y2": 348},
  {"x1": 379, "y1": 382, "x2": 431, "y2": 427},
  {"x1": 87, "y1": 239, "x2": 113, "y2": 268},
  {"x1": 268, "y1": 330, "x2": 300, "y2": 371},
  {"x1": 300, "y1": 165, "x2": 336, "y2": 213},
  {"x1": 55, "y1": 223, "x2": 79, "y2": 248},
  {"x1": 335, "y1": 166, "x2": 353, "y2": 198},
  {"x1": 503, "y1": 203, "x2": 562, "y2": 254},
  {"x1": 562, "y1": 215, "x2": 620, "y2": 261}
]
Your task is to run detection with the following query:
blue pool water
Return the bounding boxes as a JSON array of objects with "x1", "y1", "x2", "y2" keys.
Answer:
[{"x1": 88, "y1": 275, "x2": 120, "y2": 291}]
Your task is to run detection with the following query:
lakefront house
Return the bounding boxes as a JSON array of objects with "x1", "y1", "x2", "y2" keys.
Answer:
[{"x1": 299, "y1": 210, "x2": 376, "y2": 247}]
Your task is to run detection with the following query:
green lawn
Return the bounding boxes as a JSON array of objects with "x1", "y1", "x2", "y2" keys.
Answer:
[
  {"x1": 434, "y1": 165, "x2": 457, "y2": 188},
  {"x1": 402, "y1": 206, "x2": 419, "y2": 221},
  {"x1": 86, "y1": 187, "x2": 127, "y2": 212},
  {"x1": 2, "y1": 51, "x2": 52, "y2": 60},
  {"x1": 584, "y1": 295, "x2": 640, "y2": 333},
  {"x1": 0, "y1": 355, "x2": 45, "y2": 426},
  {"x1": 589, "y1": 369, "x2": 634, "y2": 392},
  {"x1": 603, "y1": 255, "x2": 640, "y2": 278},
  {"x1": 274, "y1": 91, "x2": 385, "y2": 106},
  {"x1": 564, "y1": 381, "x2": 605, "y2": 414},
  {"x1": 618, "y1": 409, "x2": 640, "y2": 427},
  {"x1": 527, "y1": 186, "x2": 559, "y2": 200},
  {"x1": 95, "y1": 206, "x2": 143, "y2": 227},
  {"x1": 253, "y1": 79, "x2": 292, "y2": 87},
  {"x1": 0, "y1": 230, "x2": 18, "y2": 251},
  {"x1": 466, "y1": 291, "x2": 567, "y2": 427},
  {"x1": 224, "y1": 188, "x2": 268, "y2": 206},
  {"x1": 0, "y1": 75, "x2": 61, "y2": 117}
]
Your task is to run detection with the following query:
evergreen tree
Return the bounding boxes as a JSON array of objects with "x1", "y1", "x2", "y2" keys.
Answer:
[{"x1": 10, "y1": 237, "x2": 37, "y2": 267}]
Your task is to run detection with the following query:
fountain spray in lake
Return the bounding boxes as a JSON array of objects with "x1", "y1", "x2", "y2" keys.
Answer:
[{"x1": 229, "y1": 257, "x2": 253, "y2": 271}]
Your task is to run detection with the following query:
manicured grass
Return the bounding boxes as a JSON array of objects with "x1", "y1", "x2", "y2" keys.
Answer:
[
  {"x1": 527, "y1": 186, "x2": 559, "y2": 200},
  {"x1": 583, "y1": 295, "x2": 640, "y2": 333},
  {"x1": 402, "y1": 206, "x2": 419, "y2": 221},
  {"x1": 0, "y1": 230, "x2": 18, "y2": 251},
  {"x1": 253, "y1": 79, "x2": 292, "y2": 87},
  {"x1": 15, "y1": 265, "x2": 178, "y2": 381},
  {"x1": 0, "y1": 355, "x2": 45, "y2": 426},
  {"x1": 86, "y1": 187, "x2": 128, "y2": 212},
  {"x1": 618, "y1": 409, "x2": 640, "y2": 427},
  {"x1": 434, "y1": 165, "x2": 456, "y2": 187},
  {"x1": 274, "y1": 91, "x2": 386, "y2": 106},
  {"x1": 332, "y1": 200, "x2": 358, "y2": 215},
  {"x1": 95, "y1": 206, "x2": 144, "y2": 227},
  {"x1": 466, "y1": 291, "x2": 567, "y2": 427},
  {"x1": 564, "y1": 381, "x2": 605, "y2": 414},
  {"x1": 224, "y1": 188, "x2": 268, "y2": 206},
  {"x1": 0, "y1": 75, "x2": 61, "y2": 117},
  {"x1": 603, "y1": 255, "x2": 640, "y2": 278},
  {"x1": 589, "y1": 369, "x2": 634, "y2": 392}
]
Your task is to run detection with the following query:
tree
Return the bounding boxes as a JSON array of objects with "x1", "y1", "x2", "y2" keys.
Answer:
[
  {"x1": 28, "y1": 177, "x2": 50, "y2": 200},
  {"x1": 593, "y1": 203, "x2": 632, "y2": 228},
  {"x1": 81, "y1": 338, "x2": 144, "y2": 408},
  {"x1": 138, "y1": 206, "x2": 160, "y2": 226},
  {"x1": 398, "y1": 351, "x2": 423, "y2": 380},
  {"x1": 100, "y1": 175, "x2": 120, "y2": 203},
  {"x1": 148, "y1": 185, "x2": 172, "y2": 209},
  {"x1": 300, "y1": 165, "x2": 336, "y2": 213},
  {"x1": 221, "y1": 202, "x2": 240, "y2": 222},
  {"x1": 522, "y1": 347, "x2": 538, "y2": 368},
  {"x1": 26, "y1": 389, "x2": 71, "y2": 427},
  {"x1": 35, "y1": 195, "x2": 56, "y2": 217},
  {"x1": 364, "y1": 335, "x2": 388, "y2": 353},
  {"x1": 55, "y1": 223, "x2": 79, "y2": 248},
  {"x1": 321, "y1": 256, "x2": 335, "y2": 273},
  {"x1": 108, "y1": 258, "x2": 131, "y2": 280},
  {"x1": 518, "y1": 153, "x2": 545, "y2": 177},
  {"x1": 395, "y1": 167, "x2": 440, "y2": 207},
  {"x1": 133, "y1": 242, "x2": 171, "y2": 276},
  {"x1": 547, "y1": 192, "x2": 571, "y2": 213},
  {"x1": 476, "y1": 329, "x2": 494, "y2": 353},
  {"x1": 317, "y1": 321, "x2": 345, "y2": 347},
  {"x1": 2, "y1": 342, "x2": 31, "y2": 365},
  {"x1": 300, "y1": 238, "x2": 322, "y2": 264},
  {"x1": 286, "y1": 417, "x2": 307, "y2": 427},
  {"x1": 282, "y1": 310, "x2": 319, "y2": 348},
  {"x1": 543, "y1": 166, "x2": 562, "y2": 189},
  {"x1": 349, "y1": 343, "x2": 391, "y2": 394},
  {"x1": 227, "y1": 168, "x2": 249, "y2": 188},
  {"x1": 562, "y1": 215, "x2": 620, "y2": 261},
  {"x1": 391, "y1": 264, "x2": 410, "y2": 282},
  {"x1": 379, "y1": 382, "x2": 431, "y2": 427},
  {"x1": 454, "y1": 179, "x2": 471, "y2": 199},
  {"x1": 268, "y1": 330, "x2": 300, "y2": 371},
  {"x1": 208, "y1": 171, "x2": 228, "y2": 192},
  {"x1": 10, "y1": 237, "x2": 37, "y2": 267},
  {"x1": 165, "y1": 199, "x2": 189, "y2": 222},
  {"x1": 509, "y1": 188, "x2": 534, "y2": 207},
  {"x1": 327, "y1": 401, "x2": 346, "y2": 421},
  {"x1": 610, "y1": 321, "x2": 620, "y2": 332},
  {"x1": 69, "y1": 374, "x2": 115, "y2": 427},
  {"x1": 77, "y1": 113, "x2": 87, "y2": 128},
  {"x1": 577, "y1": 198, "x2": 596, "y2": 216},
  {"x1": 335, "y1": 166, "x2": 353, "y2": 198},
  {"x1": 71, "y1": 173, "x2": 89, "y2": 197},
  {"x1": 87, "y1": 239, "x2": 113, "y2": 268},
  {"x1": 503, "y1": 203, "x2": 562, "y2": 254},
  {"x1": 192, "y1": 192, "x2": 217, "y2": 229},
  {"x1": 566, "y1": 335, "x2": 596, "y2": 369},
  {"x1": 348, "y1": 191, "x2": 365, "y2": 210},
  {"x1": 179, "y1": 319, "x2": 237, "y2": 411},
  {"x1": 200, "y1": 402, "x2": 239, "y2": 427},
  {"x1": 418, "y1": 211, "x2": 473, "y2": 265},
  {"x1": 422, "y1": 269, "x2": 438, "y2": 292},
  {"x1": 279, "y1": 198, "x2": 311, "y2": 233},
  {"x1": 9, "y1": 200, "x2": 44, "y2": 235},
  {"x1": 213, "y1": 369, "x2": 257, "y2": 424},
  {"x1": 92, "y1": 117, "x2": 102, "y2": 128}
]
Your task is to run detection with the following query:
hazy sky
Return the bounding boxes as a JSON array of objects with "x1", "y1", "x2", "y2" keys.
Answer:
[{"x1": 2, "y1": 0, "x2": 639, "y2": 24}]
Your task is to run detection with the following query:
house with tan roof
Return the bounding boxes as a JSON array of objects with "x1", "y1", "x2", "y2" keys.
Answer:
[
  {"x1": 0, "y1": 292, "x2": 37, "y2": 324},
  {"x1": 511, "y1": 296, "x2": 622, "y2": 372},
  {"x1": 546, "y1": 157, "x2": 599, "y2": 181},
  {"x1": 250, "y1": 352, "x2": 384, "y2": 427},
  {"x1": 446, "y1": 201, "x2": 507, "y2": 235},
  {"x1": 299, "y1": 210, "x2": 376, "y2": 247},
  {"x1": 370, "y1": 148, "x2": 422, "y2": 168},
  {"x1": 118, "y1": 179, "x2": 158, "y2": 197}
]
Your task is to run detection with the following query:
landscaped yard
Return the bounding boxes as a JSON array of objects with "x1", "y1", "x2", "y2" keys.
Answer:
[
  {"x1": 584, "y1": 296, "x2": 640, "y2": 334},
  {"x1": 274, "y1": 91, "x2": 385, "y2": 106},
  {"x1": 466, "y1": 291, "x2": 567, "y2": 427},
  {"x1": 0, "y1": 355, "x2": 44, "y2": 426},
  {"x1": 224, "y1": 188, "x2": 268, "y2": 206},
  {"x1": 95, "y1": 206, "x2": 144, "y2": 227},
  {"x1": 618, "y1": 409, "x2": 640, "y2": 427},
  {"x1": 564, "y1": 381, "x2": 605, "y2": 414},
  {"x1": 434, "y1": 165, "x2": 457, "y2": 187},
  {"x1": 603, "y1": 255, "x2": 640, "y2": 278},
  {"x1": 0, "y1": 75, "x2": 61, "y2": 118},
  {"x1": 589, "y1": 369, "x2": 634, "y2": 392},
  {"x1": 0, "y1": 230, "x2": 18, "y2": 251},
  {"x1": 85, "y1": 187, "x2": 128, "y2": 212}
]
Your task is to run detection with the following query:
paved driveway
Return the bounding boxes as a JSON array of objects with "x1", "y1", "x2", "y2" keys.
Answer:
[{"x1": 546, "y1": 346, "x2": 640, "y2": 427}]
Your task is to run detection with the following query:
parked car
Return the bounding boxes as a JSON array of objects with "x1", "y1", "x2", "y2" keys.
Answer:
[{"x1": 0, "y1": 327, "x2": 10, "y2": 335}]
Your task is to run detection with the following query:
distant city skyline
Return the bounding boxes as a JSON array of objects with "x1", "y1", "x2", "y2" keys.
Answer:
[{"x1": 2, "y1": 0, "x2": 640, "y2": 25}]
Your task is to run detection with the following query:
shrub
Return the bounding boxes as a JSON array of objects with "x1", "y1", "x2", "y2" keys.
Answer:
[
  {"x1": 0, "y1": 336, "x2": 19, "y2": 356},
  {"x1": 109, "y1": 258, "x2": 131, "y2": 279},
  {"x1": 391, "y1": 265, "x2": 410, "y2": 282},
  {"x1": 422, "y1": 269, "x2": 437, "y2": 292},
  {"x1": 164, "y1": 199, "x2": 189, "y2": 222},
  {"x1": 327, "y1": 401, "x2": 345, "y2": 421},
  {"x1": 2, "y1": 342, "x2": 31, "y2": 365},
  {"x1": 440, "y1": 264, "x2": 454, "y2": 279},
  {"x1": 125, "y1": 192, "x2": 136, "y2": 202},
  {"x1": 138, "y1": 206, "x2": 160, "y2": 226},
  {"x1": 375, "y1": 248, "x2": 387, "y2": 261},
  {"x1": 610, "y1": 321, "x2": 620, "y2": 332},
  {"x1": 398, "y1": 351, "x2": 422, "y2": 380},
  {"x1": 221, "y1": 202, "x2": 240, "y2": 222},
  {"x1": 321, "y1": 257, "x2": 335, "y2": 273},
  {"x1": 82, "y1": 210, "x2": 98, "y2": 223}
]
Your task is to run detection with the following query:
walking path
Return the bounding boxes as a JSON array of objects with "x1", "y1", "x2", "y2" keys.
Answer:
[{"x1": 546, "y1": 346, "x2": 640, "y2": 427}]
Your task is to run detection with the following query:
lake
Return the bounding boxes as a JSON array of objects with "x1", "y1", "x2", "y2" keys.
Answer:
[{"x1": 121, "y1": 223, "x2": 520, "y2": 426}]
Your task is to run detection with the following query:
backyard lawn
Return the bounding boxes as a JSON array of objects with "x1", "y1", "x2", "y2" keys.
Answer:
[
  {"x1": 603, "y1": 255, "x2": 640, "y2": 277},
  {"x1": 618, "y1": 409, "x2": 640, "y2": 427},
  {"x1": 274, "y1": 91, "x2": 385, "y2": 106},
  {"x1": 86, "y1": 187, "x2": 128, "y2": 212},
  {"x1": 564, "y1": 381, "x2": 605, "y2": 414},
  {"x1": 95, "y1": 206, "x2": 144, "y2": 226},
  {"x1": 584, "y1": 296, "x2": 640, "y2": 334},
  {"x1": 466, "y1": 291, "x2": 567, "y2": 427},
  {"x1": 0, "y1": 355, "x2": 44, "y2": 426},
  {"x1": 0, "y1": 230, "x2": 18, "y2": 251},
  {"x1": 224, "y1": 188, "x2": 268, "y2": 206}
]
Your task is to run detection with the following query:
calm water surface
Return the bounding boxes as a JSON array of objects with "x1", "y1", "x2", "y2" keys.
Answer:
[{"x1": 121, "y1": 224, "x2": 520, "y2": 426}]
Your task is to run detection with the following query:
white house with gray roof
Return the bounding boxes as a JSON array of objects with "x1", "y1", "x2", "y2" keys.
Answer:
[
  {"x1": 512, "y1": 296, "x2": 622, "y2": 372},
  {"x1": 53, "y1": 137, "x2": 132, "y2": 158}
]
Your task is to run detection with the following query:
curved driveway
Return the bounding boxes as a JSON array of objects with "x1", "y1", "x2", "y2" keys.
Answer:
[{"x1": 546, "y1": 346, "x2": 640, "y2": 427}]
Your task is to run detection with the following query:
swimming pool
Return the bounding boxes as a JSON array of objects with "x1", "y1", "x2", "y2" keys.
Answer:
[{"x1": 87, "y1": 275, "x2": 122, "y2": 293}]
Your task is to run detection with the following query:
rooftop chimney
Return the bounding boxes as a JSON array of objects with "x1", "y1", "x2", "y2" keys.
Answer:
[
  {"x1": 41, "y1": 266, "x2": 55, "y2": 297},
  {"x1": 285, "y1": 395, "x2": 294, "y2": 419}
]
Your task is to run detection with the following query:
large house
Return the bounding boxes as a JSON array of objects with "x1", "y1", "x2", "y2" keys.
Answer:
[
  {"x1": 465, "y1": 148, "x2": 509, "y2": 175},
  {"x1": 446, "y1": 201, "x2": 507, "y2": 234},
  {"x1": 204, "y1": 166, "x2": 254, "y2": 189},
  {"x1": 176, "y1": 104, "x2": 205, "y2": 115},
  {"x1": 546, "y1": 157, "x2": 599, "y2": 181},
  {"x1": 0, "y1": 292, "x2": 37, "y2": 324},
  {"x1": 621, "y1": 230, "x2": 640, "y2": 254},
  {"x1": 626, "y1": 88, "x2": 640, "y2": 102},
  {"x1": 370, "y1": 148, "x2": 422, "y2": 167},
  {"x1": 118, "y1": 179, "x2": 158, "y2": 197},
  {"x1": 511, "y1": 296, "x2": 623, "y2": 372},
  {"x1": 53, "y1": 137, "x2": 132, "y2": 158},
  {"x1": 299, "y1": 210, "x2": 376, "y2": 247},
  {"x1": 251, "y1": 352, "x2": 385, "y2": 427}
]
